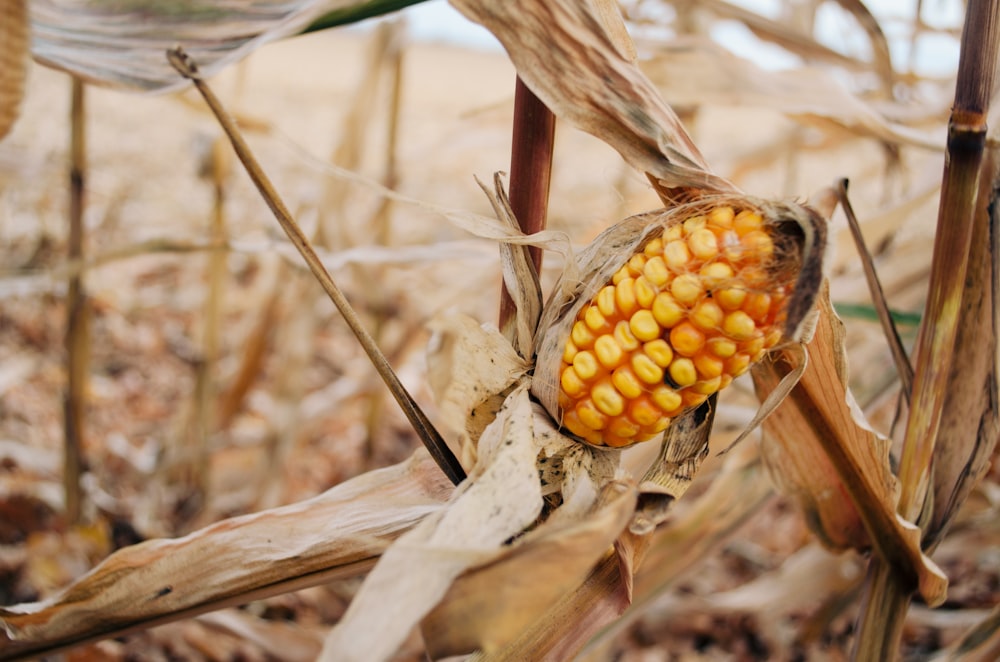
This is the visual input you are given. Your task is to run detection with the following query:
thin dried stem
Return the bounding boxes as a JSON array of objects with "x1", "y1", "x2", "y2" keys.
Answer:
[
  {"x1": 0, "y1": 0, "x2": 27, "y2": 141},
  {"x1": 166, "y1": 46, "x2": 465, "y2": 487}
]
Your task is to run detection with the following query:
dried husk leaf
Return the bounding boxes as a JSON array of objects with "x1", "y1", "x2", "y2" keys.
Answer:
[
  {"x1": 0, "y1": 0, "x2": 27, "y2": 141},
  {"x1": 421, "y1": 478, "x2": 637, "y2": 658},
  {"x1": 531, "y1": 195, "x2": 827, "y2": 443},
  {"x1": 319, "y1": 383, "x2": 545, "y2": 662},
  {"x1": 752, "y1": 289, "x2": 948, "y2": 606},
  {"x1": 0, "y1": 450, "x2": 453, "y2": 653}
]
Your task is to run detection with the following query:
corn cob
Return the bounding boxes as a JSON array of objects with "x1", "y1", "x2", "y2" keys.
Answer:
[{"x1": 534, "y1": 198, "x2": 824, "y2": 449}]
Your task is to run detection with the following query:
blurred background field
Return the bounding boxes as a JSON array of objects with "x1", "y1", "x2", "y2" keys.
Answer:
[{"x1": 1, "y1": 1, "x2": 997, "y2": 660}]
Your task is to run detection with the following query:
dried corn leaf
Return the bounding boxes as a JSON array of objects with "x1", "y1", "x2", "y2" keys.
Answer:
[
  {"x1": 752, "y1": 288, "x2": 948, "y2": 606},
  {"x1": 449, "y1": 0, "x2": 735, "y2": 196},
  {"x1": 641, "y1": 37, "x2": 942, "y2": 150},
  {"x1": 0, "y1": 451, "x2": 452, "y2": 654},
  {"x1": 319, "y1": 383, "x2": 545, "y2": 662},
  {"x1": 0, "y1": 0, "x2": 27, "y2": 141}
]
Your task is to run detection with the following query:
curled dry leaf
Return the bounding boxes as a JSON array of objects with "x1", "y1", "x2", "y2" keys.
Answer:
[
  {"x1": 0, "y1": 0, "x2": 27, "y2": 141},
  {"x1": 0, "y1": 451, "x2": 453, "y2": 653},
  {"x1": 752, "y1": 288, "x2": 948, "y2": 606}
]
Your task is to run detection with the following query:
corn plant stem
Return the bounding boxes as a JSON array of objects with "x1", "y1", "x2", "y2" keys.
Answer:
[
  {"x1": 166, "y1": 47, "x2": 466, "y2": 487},
  {"x1": 836, "y1": 179, "x2": 914, "y2": 402},
  {"x1": 854, "y1": 2, "x2": 999, "y2": 659},
  {"x1": 498, "y1": 77, "x2": 554, "y2": 333},
  {"x1": 63, "y1": 76, "x2": 87, "y2": 525}
]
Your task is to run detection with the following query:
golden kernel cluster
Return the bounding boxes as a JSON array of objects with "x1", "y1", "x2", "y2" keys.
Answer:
[{"x1": 559, "y1": 206, "x2": 790, "y2": 448}]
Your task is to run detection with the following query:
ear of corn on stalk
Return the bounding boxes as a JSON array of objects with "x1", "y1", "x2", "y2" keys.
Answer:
[{"x1": 532, "y1": 197, "x2": 826, "y2": 449}]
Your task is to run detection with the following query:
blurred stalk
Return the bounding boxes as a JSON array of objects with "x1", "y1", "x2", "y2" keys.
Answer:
[
  {"x1": 853, "y1": 1, "x2": 1000, "y2": 658},
  {"x1": 0, "y1": 0, "x2": 28, "y2": 142},
  {"x1": 498, "y1": 77, "x2": 554, "y2": 334},
  {"x1": 63, "y1": 76, "x2": 89, "y2": 525}
]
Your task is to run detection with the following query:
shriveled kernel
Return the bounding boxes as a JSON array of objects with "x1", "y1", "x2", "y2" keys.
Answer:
[
  {"x1": 571, "y1": 320, "x2": 596, "y2": 349},
  {"x1": 651, "y1": 385, "x2": 682, "y2": 413},
  {"x1": 691, "y1": 299, "x2": 724, "y2": 330},
  {"x1": 725, "y1": 353, "x2": 752, "y2": 377},
  {"x1": 708, "y1": 206, "x2": 735, "y2": 228},
  {"x1": 699, "y1": 261, "x2": 735, "y2": 288},
  {"x1": 643, "y1": 237, "x2": 664, "y2": 257},
  {"x1": 594, "y1": 335, "x2": 626, "y2": 370},
  {"x1": 562, "y1": 410, "x2": 604, "y2": 445},
  {"x1": 688, "y1": 228, "x2": 719, "y2": 260},
  {"x1": 561, "y1": 366, "x2": 587, "y2": 397},
  {"x1": 632, "y1": 352, "x2": 664, "y2": 384},
  {"x1": 671, "y1": 273, "x2": 703, "y2": 304},
  {"x1": 652, "y1": 291, "x2": 685, "y2": 328},
  {"x1": 572, "y1": 350, "x2": 600, "y2": 380},
  {"x1": 691, "y1": 376, "x2": 723, "y2": 396},
  {"x1": 670, "y1": 322, "x2": 706, "y2": 357},
  {"x1": 723, "y1": 310, "x2": 757, "y2": 340},
  {"x1": 611, "y1": 365, "x2": 644, "y2": 399},
  {"x1": 734, "y1": 210, "x2": 763, "y2": 235},
  {"x1": 634, "y1": 276, "x2": 657, "y2": 308},
  {"x1": 716, "y1": 287, "x2": 747, "y2": 310},
  {"x1": 693, "y1": 352, "x2": 725, "y2": 379},
  {"x1": 706, "y1": 337, "x2": 737, "y2": 358},
  {"x1": 596, "y1": 285, "x2": 617, "y2": 318},
  {"x1": 663, "y1": 240, "x2": 691, "y2": 270},
  {"x1": 629, "y1": 396, "x2": 662, "y2": 426},
  {"x1": 626, "y1": 253, "x2": 647, "y2": 276},
  {"x1": 643, "y1": 256, "x2": 670, "y2": 287},
  {"x1": 585, "y1": 305, "x2": 611, "y2": 333},
  {"x1": 613, "y1": 320, "x2": 641, "y2": 352},
  {"x1": 643, "y1": 338, "x2": 674, "y2": 367},
  {"x1": 615, "y1": 278, "x2": 639, "y2": 317},
  {"x1": 668, "y1": 358, "x2": 698, "y2": 387},
  {"x1": 743, "y1": 292, "x2": 773, "y2": 322},
  {"x1": 592, "y1": 378, "x2": 625, "y2": 416},
  {"x1": 683, "y1": 215, "x2": 707, "y2": 233},
  {"x1": 629, "y1": 309, "x2": 661, "y2": 342},
  {"x1": 741, "y1": 230, "x2": 774, "y2": 258}
]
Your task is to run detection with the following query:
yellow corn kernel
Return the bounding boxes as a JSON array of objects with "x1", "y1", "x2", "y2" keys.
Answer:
[
  {"x1": 643, "y1": 338, "x2": 674, "y2": 367},
  {"x1": 613, "y1": 320, "x2": 641, "y2": 352},
  {"x1": 562, "y1": 409, "x2": 604, "y2": 445},
  {"x1": 652, "y1": 291, "x2": 685, "y2": 329},
  {"x1": 741, "y1": 335, "x2": 765, "y2": 358},
  {"x1": 719, "y1": 374, "x2": 733, "y2": 390},
  {"x1": 683, "y1": 215, "x2": 707, "y2": 233},
  {"x1": 634, "y1": 276, "x2": 657, "y2": 308},
  {"x1": 572, "y1": 350, "x2": 600, "y2": 380},
  {"x1": 706, "y1": 337, "x2": 737, "y2": 358},
  {"x1": 682, "y1": 391, "x2": 709, "y2": 407},
  {"x1": 708, "y1": 206, "x2": 735, "y2": 229},
  {"x1": 725, "y1": 352, "x2": 751, "y2": 377},
  {"x1": 699, "y1": 261, "x2": 735, "y2": 288},
  {"x1": 611, "y1": 265, "x2": 631, "y2": 285},
  {"x1": 764, "y1": 327, "x2": 783, "y2": 348},
  {"x1": 631, "y1": 352, "x2": 664, "y2": 384},
  {"x1": 615, "y1": 278, "x2": 639, "y2": 318},
  {"x1": 592, "y1": 378, "x2": 625, "y2": 416},
  {"x1": 663, "y1": 240, "x2": 691, "y2": 270},
  {"x1": 596, "y1": 285, "x2": 617, "y2": 318},
  {"x1": 643, "y1": 237, "x2": 664, "y2": 257},
  {"x1": 670, "y1": 322, "x2": 706, "y2": 357},
  {"x1": 604, "y1": 433, "x2": 633, "y2": 449},
  {"x1": 626, "y1": 253, "x2": 647, "y2": 276},
  {"x1": 629, "y1": 396, "x2": 662, "y2": 426},
  {"x1": 716, "y1": 287, "x2": 747, "y2": 310},
  {"x1": 743, "y1": 292, "x2": 772, "y2": 322},
  {"x1": 571, "y1": 320, "x2": 596, "y2": 349},
  {"x1": 608, "y1": 417, "x2": 639, "y2": 440},
  {"x1": 577, "y1": 399, "x2": 608, "y2": 430},
  {"x1": 629, "y1": 309, "x2": 661, "y2": 342},
  {"x1": 668, "y1": 358, "x2": 698, "y2": 387},
  {"x1": 693, "y1": 352, "x2": 725, "y2": 379},
  {"x1": 562, "y1": 338, "x2": 579, "y2": 364},
  {"x1": 643, "y1": 256, "x2": 670, "y2": 287},
  {"x1": 663, "y1": 224, "x2": 683, "y2": 242},
  {"x1": 594, "y1": 334, "x2": 626, "y2": 370},
  {"x1": 585, "y1": 305, "x2": 611, "y2": 333},
  {"x1": 611, "y1": 365, "x2": 644, "y2": 400},
  {"x1": 561, "y1": 365, "x2": 587, "y2": 397},
  {"x1": 651, "y1": 384, "x2": 682, "y2": 413},
  {"x1": 651, "y1": 416, "x2": 671, "y2": 433},
  {"x1": 688, "y1": 228, "x2": 719, "y2": 260},
  {"x1": 671, "y1": 273, "x2": 703, "y2": 304},
  {"x1": 691, "y1": 376, "x2": 723, "y2": 396},
  {"x1": 734, "y1": 210, "x2": 763, "y2": 235},
  {"x1": 723, "y1": 310, "x2": 757, "y2": 341},
  {"x1": 741, "y1": 230, "x2": 774, "y2": 258},
  {"x1": 690, "y1": 299, "x2": 724, "y2": 331}
]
